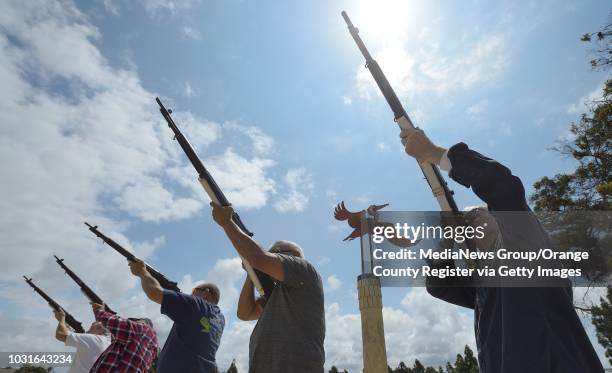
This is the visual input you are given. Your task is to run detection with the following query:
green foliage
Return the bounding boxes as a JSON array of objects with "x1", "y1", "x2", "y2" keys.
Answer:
[
  {"x1": 328, "y1": 366, "x2": 349, "y2": 373},
  {"x1": 388, "y1": 346, "x2": 477, "y2": 373},
  {"x1": 591, "y1": 287, "x2": 612, "y2": 365},
  {"x1": 531, "y1": 81, "x2": 611, "y2": 211},
  {"x1": 581, "y1": 22, "x2": 612, "y2": 69},
  {"x1": 532, "y1": 18, "x2": 612, "y2": 366},
  {"x1": 14, "y1": 366, "x2": 50, "y2": 373}
]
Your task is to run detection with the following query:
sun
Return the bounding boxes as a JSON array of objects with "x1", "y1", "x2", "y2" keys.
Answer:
[{"x1": 348, "y1": 0, "x2": 423, "y2": 45}]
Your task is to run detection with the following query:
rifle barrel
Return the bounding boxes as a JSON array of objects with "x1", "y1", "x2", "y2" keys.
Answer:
[
  {"x1": 53, "y1": 255, "x2": 114, "y2": 313},
  {"x1": 341, "y1": 11, "x2": 459, "y2": 213},
  {"x1": 85, "y1": 222, "x2": 180, "y2": 292},
  {"x1": 23, "y1": 276, "x2": 85, "y2": 333}
]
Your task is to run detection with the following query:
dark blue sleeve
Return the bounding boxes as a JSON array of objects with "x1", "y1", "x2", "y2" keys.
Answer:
[
  {"x1": 425, "y1": 259, "x2": 476, "y2": 309},
  {"x1": 161, "y1": 290, "x2": 213, "y2": 323},
  {"x1": 447, "y1": 143, "x2": 529, "y2": 211}
]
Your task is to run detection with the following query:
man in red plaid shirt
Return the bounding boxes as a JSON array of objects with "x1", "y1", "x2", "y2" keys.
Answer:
[{"x1": 89, "y1": 303, "x2": 158, "y2": 373}]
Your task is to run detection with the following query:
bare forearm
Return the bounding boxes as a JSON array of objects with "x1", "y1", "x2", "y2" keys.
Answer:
[
  {"x1": 223, "y1": 222, "x2": 266, "y2": 262},
  {"x1": 237, "y1": 276, "x2": 259, "y2": 320},
  {"x1": 427, "y1": 146, "x2": 446, "y2": 165},
  {"x1": 55, "y1": 320, "x2": 69, "y2": 342},
  {"x1": 140, "y1": 272, "x2": 164, "y2": 304}
]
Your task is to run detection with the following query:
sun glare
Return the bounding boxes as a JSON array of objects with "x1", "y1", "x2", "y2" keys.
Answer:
[{"x1": 350, "y1": 0, "x2": 422, "y2": 45}]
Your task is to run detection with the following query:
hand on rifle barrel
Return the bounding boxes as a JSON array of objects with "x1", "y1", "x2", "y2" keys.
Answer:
[
  {"x1": 91, "y1": 302, "x2": 105, "y2": 315},
  {"x1": 53, "y1": 308, "x2": 65, "y2": 322},
  {"x1": 210, "y1": 202, "x2": 234, "y2": 228},
  {"x1": 129, "y1": 257, "x2": 149, "y2": 277},
  {"x1": 399, "y1": 127, "x2": 445, "y2": 165}
]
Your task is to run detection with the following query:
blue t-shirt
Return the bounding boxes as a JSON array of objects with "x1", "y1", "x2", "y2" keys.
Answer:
[{"x1": 157, "y1": 290, "x2": 225, "y2": 373}]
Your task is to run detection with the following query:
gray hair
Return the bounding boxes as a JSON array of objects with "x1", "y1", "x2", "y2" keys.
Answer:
[{"x1": 270, "y1": 240, "x2": 304, "y2": 258}]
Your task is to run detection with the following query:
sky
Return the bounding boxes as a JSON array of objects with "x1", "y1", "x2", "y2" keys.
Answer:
[{"x1": 0, "y1": 0, "x2": 610, "y2": 371}]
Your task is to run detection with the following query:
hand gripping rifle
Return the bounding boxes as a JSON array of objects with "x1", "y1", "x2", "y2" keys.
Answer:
[
  {"x1": 23, "y1": 276, "x2": 85, "y2": 333},
  {"x1": 85, "y1": 222, "x2": 180, "y2": 292},
  {"x1": 156, "y1": 97, "x2": 274, "y2": 302},
  {"x1": 341, "y1": 11, "x2": 459, "y2": 213},
  {"x1": 53, "y1": 255, "x2": 115, "y2": 314}
]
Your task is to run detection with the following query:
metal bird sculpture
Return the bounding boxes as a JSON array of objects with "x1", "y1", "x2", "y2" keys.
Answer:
[
  {"x1": 334, "y1": 201, "x2": 389, "y2": 241},
  {"x1": 334, "y1": 201, "x2": 420, "y2": 247}
]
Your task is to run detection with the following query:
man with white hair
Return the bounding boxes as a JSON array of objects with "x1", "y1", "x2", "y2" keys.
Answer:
[
  {"x1": 53, "y1": 309, "x2": 111, "y2": 373},
  {"x1": 400, "y1": 127, "x2": 603, "y2": 373},
  {"x1": 211, "y1": 202, "x2": 325, "y2": 373}
]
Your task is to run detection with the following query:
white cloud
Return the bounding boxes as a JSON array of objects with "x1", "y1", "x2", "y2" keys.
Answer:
[
  {"x1": 184, "y1": 81, "x2": 196, "y2": 97},
  {"x1": 273, "y1": 167, "x2": 315, "y2": 213},
  {"x1": 567, "y1": 81, "x2": 606, "y2": 114},
  {"x1": 114, "y1": 177, "x2": 203, "y2": 222},
  {"x1": 224, "y1": 123, "x2": 275, "y2": 156},
  {"x1": 324, "y1": 289, "x2": 476, "y2": 371},
  {"x1": 102, "y1": 0, "x2": 119, "y2": 14},
  {"x1": 342, "y1": 95, "x2": 353, "y2": 105},
  {"x1": 352, "y1": 4, "x2": 522, "y2": 103},
  {"x1": 139, "y1": 0, "x2": 201, "y2": 16},
  {"x1": 0, "y1": 0, "x2": 288, "y2": 360},
  {"x1": 466, "y1": 100, "x2": 487, "y2": 115},
  {"x1": 326, "y1": 275, "x2": 343, "y2": 291},
  {"x1": 207, "y1": 149, "x2": 276, "y2": 209},
  {"x1": 317, "y1": 256, "x2": 332, "y2": 266},
  {"x1": 181, "y1": 26, "x2": 203, "y2": 41}
]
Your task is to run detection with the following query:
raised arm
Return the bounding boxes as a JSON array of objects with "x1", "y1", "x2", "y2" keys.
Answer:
[
  {"x1": 53, "y1": 309, "x2": 70, "y2": 342},
  {"x1": 237, "y1": 276, "x2": 263, "y2": 321},
  {"x1": 93, "y1": 303, "x2": 142, "y2": 343},
  {"x1": 129, "y1": 258, "x2": 163, "y2": 304},
  {"x1": 400, "y1": 128, "x2": 528, "y2": 211},
  {"x1": 211, "y1": 203, "x2": 286, "y2": 282}
]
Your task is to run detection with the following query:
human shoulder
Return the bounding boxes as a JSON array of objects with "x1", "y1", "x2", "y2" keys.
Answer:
[
  {"x1": 65, "y1": 332, "x2": 110, "y2": 348},
  {"x1": 278, "y1": 254, "x2": 321, "y2": 288}
]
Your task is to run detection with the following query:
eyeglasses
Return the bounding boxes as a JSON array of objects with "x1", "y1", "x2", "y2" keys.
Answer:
[{"x1": 193, "y1": 287, "x2": 212, "y2": 293}]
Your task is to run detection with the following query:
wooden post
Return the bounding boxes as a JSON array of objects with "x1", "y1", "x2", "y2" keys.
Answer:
[{"x1": 358, "y1": 273, "x2": 388, "y2": 373}]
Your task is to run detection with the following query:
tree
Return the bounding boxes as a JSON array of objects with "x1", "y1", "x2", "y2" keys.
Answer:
[
  {"x1": 531, "y1": 79, "x2": 611, "y2": 211},
  {"x1": 531, "y1": 18, "x2": 612, "y2": 365},
  {"x1": 14, "y1": 366, "x2": 50, "y2": 373},
  {"x1": 592, "y1": 287, "x2": 612, "y2": 365},
  {"x1": 226, "y1": 359, "x2": 238, "y2": 373},
  {"x1": 581, "y1": 21, "x2": 612, "y2": 69}
]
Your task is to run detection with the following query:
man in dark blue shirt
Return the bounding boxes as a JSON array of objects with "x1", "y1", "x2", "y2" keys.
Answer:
[
  {"x1": 400, "y1": 127, "x2": 603, "y2": 373},
  {"x1": 129, "y1": 258, "x2": 225, "y2": 373}
]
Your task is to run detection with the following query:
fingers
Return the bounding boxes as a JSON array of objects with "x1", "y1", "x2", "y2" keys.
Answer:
[{"x1": 399, "y1": 127, "x2": 422, "y2": 145}]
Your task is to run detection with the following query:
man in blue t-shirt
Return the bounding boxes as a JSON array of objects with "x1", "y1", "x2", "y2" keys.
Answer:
[{"x1": 129, "y1": 257, "x2": 225, "y2": 373}]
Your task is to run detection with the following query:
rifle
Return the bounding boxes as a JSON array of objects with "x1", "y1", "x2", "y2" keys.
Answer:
[
  {"x1": 85, "y1": 222, "x2": 180, "y2": 292},
  {"x1": 53, "y1": 255, "x2": 115, "y2": 314},
  {"x1": 23, "y1": 276, "x2": 85, "y2": 333},
  {"x1": 156, "y1": 97, "x2": 273, "y2": 301},
  {"x1": 341, "y1": 11, "x2": 459, "y2": 213}
]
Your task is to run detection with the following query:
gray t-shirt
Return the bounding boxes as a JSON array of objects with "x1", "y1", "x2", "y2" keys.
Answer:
[{"x1": 249, "y1": 254, "x2": 325, "y2": 373}]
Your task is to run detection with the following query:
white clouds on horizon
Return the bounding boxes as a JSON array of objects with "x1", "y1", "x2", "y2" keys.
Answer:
[{"x1": 324, "y1": 288, "x2": 476, "y2": 371}]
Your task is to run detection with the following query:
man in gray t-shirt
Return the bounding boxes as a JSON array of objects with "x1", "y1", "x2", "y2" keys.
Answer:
[{"x1": 211, "y1": 203, "x2": 325, "y2": 373}]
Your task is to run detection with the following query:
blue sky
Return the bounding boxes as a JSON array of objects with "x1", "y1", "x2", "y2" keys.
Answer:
[{"x1": 0, "y1": 0, "x2": 610, "y2": 371}]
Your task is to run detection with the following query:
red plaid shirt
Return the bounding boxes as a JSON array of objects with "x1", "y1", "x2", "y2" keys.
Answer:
[{"x1": 90, "y1": 310, "x2": 158, "y2": 373}]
